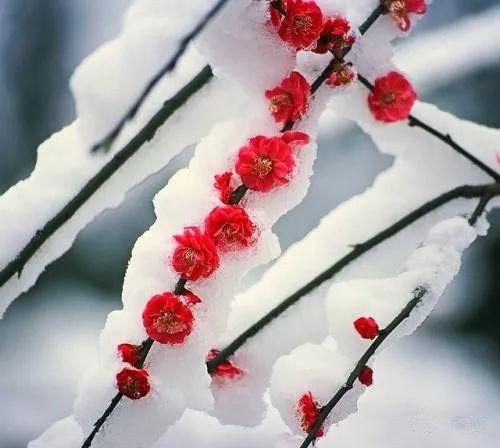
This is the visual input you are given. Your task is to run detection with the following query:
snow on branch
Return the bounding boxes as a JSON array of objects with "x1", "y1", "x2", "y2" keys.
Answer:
[
  {"x1": 66, "y1": 1, "x2": 406, "y2": 447},
  {"x1": 209, "y1": 97, "x2": 500, "y2": 425},
  {"x1": 30, "y1": 1, "x2": 500, "y2": 447},
  {"x1": 0, "y1": 1, "x2": 250, "y2": 317},
  {"x1": 91, "y1": 0, "x2": 232, "y2": 153},
  {"x1": 271, "y1": 207, "x2": 486, "y2": 446}
]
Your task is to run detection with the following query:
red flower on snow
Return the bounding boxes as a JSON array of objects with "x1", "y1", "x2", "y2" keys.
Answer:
[
  {"x1": 206, "y1": 349, "x2": 243, "y2": 380},
  {"x1": 358, "y1": 366, "x2": 374, "y2": 386},
  {"x1": 326, "y1": 63, "x2": 356, "y2": 88},
  {"x1": 297, "y1": 391, "x2": 324, "y2": 437},
  {"x1": 382, "y1": 0, "x2": 427, "y2": 32},
  {"x1": 214, "y1": 172, "x2": 235, "y2": 205},
  {"x1": 265, "y1": 71, "x2": 310, "y2": 123},
  {"x1": 313, "y1": 16, "x2": 356, "y2": 56},
  {"x1": 142, "y1": 292, "x2": 194, "y2": 344},
  {"x1": 172, "y1": 227, "x2": 219, "y2": 280},
  {"x1": 118, "y1": 343, "x2": 142, "y2": 366},
  {"x1": 235, "y1": 132, "x2": 309, "y2": 193},
  {"x1": 271, "y1": 0, "x2": 324, "y2": 50},
  {"x1": 205, "y1": 205, "x2": 255, "y2": 250},
  {"x1": 353, "y1": 317, "x2": 379, "y2": 340},
  {"x1": 368, "y1": 71, "x2": 417, "y2": 123},
  {"x1": 182, "y1": 290, "x2": 202, "y2": 306},
  {"x1": 116, "y1": 367, "x2": 151, "y2": 400}
]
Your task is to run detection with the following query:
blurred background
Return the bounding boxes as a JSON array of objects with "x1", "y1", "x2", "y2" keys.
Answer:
[{"x1": 0, "y1": 1, "x2": 499, "y2": 447}]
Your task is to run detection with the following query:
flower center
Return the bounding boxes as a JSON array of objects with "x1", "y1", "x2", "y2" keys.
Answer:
[
  {"x1": 382, "y1": 91, "x2": 397, "y2": 106},
  {"x1": 215, "y1": 222, "x2": 238, "y2": 244},
  {"x1": 293, "y1": 15, "x2": 313, "y2": 34},
  {"x1": 123, "y1": 379, "x2": 141, "y2": 398},
  {"x1": 182, "y1": 248, "x2": 199, "y2": 275},
  {"x1": 252, "y1": 156, "x2": 273, "y2": 178},
  {"x1": 154, "y1": 311, "x2": 187, "y2": 334},
  {"x1": 384, "y1": 0, "x2": 407, "y2": 23},
  {"x1": 270, "y1": 93, "x2": 293, "y2": 111}
]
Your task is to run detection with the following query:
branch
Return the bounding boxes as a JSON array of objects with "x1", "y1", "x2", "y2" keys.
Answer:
[
  {"x1": 279, "y1": 4, "x2": 384, "y2": 133},
  {"x1": 81, "y1": 6, "x2": 386, "y2": 445},
  {"x1": 299, "y1": 186, "x2": 496, "y2": 447},
  {"x1": 298, "y1": 286, "x2": 428, "y2": 448},
  {"x1": 91, "y1": 0, "x2": 231, "y2": 153},
  {"x1": 356, "y1": 74, "x2": 500, "y2": 182},
  {"x1": 206, "y1": 182, "x2": 500, "y2": 372},
  {"x1": 0, "y1": 65, "x2": 213, "y2": 290}
]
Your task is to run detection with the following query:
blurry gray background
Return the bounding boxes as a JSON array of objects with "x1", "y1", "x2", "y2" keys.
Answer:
[{"x1": 0, "y1": 1, "x2": 499, "y2": 447}]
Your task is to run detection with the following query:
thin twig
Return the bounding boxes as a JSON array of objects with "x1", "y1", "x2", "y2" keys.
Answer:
[
  {"x1": 206, "y1": 182, "x2": 500, "y2": 372},
  {"x1": 279, "y1": 5, "x2": 385, "y2": 133},
  {"x1": 300, "y1": 188, "x2": 496, "y2": 448},
  {"x1": 356, "y1": 74, "x2": 500, "y2": 182},
  {"x1": 469, "y1": 192, "x2": 495, "y2": 226},
  {"x1": 91, "y1": 0, "x2": 231, "y2": 153},
  {"x1": 299, "y1": 286, "x2": 428, "y2": 448},
  {"x1": 0, "y1": 65, "x2": 213, "y2": 290}
]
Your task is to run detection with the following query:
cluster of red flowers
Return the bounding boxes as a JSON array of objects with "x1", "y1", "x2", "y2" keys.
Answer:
[
  {"x1": 115, "y1": 133, "x2": 310, "y2": 399},
  {"x1": 266, "y1": 1, "x2": 419, "y2": 126},
  {"x1": 115, "y1": 0, "x2": 422, "y2": 408}
]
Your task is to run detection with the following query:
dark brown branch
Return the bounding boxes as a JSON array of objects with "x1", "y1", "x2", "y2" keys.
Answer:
[
  {"x1": 91, "y1": 0, "x2": 231, "y2": 153},
  {"x1": 468, "y1": 193, "x2": 495, "y2": 226},
  {"x1": 280, "y1": 5, "x2": 385, "y2": 133},
  {"x1": 82, "y1": 392, "x2": 124, "y2": 448},
  {"x1": 81, "y1": 7, "x2": 386, "y2": 446},
  {"x1": 300, "y1": 187, "x2": 496, "y2": 447},
  {"x1": 356, "y1": 73, "x2": 500, "y2": 182},
  {"x1": 0, "y1": 66, "x2": 213, "y2": 291},
  {"x1": 299, "y1": 286, "x2": 428, "y2": 448},
  {"x1": 206, "y1": 182, "x2": 500, "y2": 372}
]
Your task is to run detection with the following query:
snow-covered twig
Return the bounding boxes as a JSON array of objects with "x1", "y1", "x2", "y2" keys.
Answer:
[
  {"x1": 356, "y1": 74, "x2": 500, "y2": 181},
  {"x1": 206, "y1": 181, "x2": 500, "y2": 371},
  {"x1": 0, "y1": 65, "x2": 212, "y2": 292},
  {"x1": 79, "y1": 6, "x2": 388, "y2": 445},
  {"x1": 297, "y1": 191, "x2": 496, "y2": 448},
  {"x1": 91, "y1": 0, "x2": 231, "y2": 153},
  {"x1": 299, "y1": 285, "x2": 428, "y2": 448}
]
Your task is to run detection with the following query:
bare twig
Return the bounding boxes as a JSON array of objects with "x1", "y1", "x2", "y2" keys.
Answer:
[{"x1": 91, "y1": 0, "x2": 231, "y2": 153}]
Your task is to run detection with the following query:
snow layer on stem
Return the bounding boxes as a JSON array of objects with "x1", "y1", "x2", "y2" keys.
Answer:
[
  {"x1": 0, "y1": 0, "x2": 246, "y2": 317},
  {"x1": 211, "y1": 98, "x2": 499, "y2": 426},
  {"x1": 207, "y1": 0, "x2": 436, "y2": 426},
  {"x1": 70, "y1": 1, "x2": 323, "y2": 446},
  {"x1": 270, "y1": 216, "x2": 480, "y2": 439}
]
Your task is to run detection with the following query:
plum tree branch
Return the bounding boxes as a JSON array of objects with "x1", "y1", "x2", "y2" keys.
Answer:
[
  {"x1": 299, "y1": 286, "x2": 428, "y2": 448},
  {"x1": 91, "y1": 0, "x2": 231, "y2": 153},
  {"x1": 299, "y1": 191, "x2": 495, "y2": 448},
  {"x1": 206, "y1": 182, "x2": 500, "y2": 372},
  {"x1": 356, "y1": 73, "x2": 500, "y2": 182},
  {"x1": 0, "y1": 66, "x2": 213, "y2": 290},
  {"x1": 80, "y1": 6, "x2": 386, "y2": 446}
]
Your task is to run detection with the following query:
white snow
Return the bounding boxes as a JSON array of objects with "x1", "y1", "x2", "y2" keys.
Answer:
[
  {"x1": 0, "y1": 0, "x2": 246, "y2": 317},
  {"x1": 27, "y1": 0, "x2": 500, "y2": 447}
]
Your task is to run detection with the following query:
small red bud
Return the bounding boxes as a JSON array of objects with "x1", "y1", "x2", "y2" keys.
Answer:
[
  {"x1": 116, "y1": 367, "x2": 151, "y2": 400},
  {"x1": 353, "y1": 317, "x2": 379, "y2": 339},
  {"x1": 117, "y1": 343, "x2": 142, "y2": 366},
  {"x1": 358, "y1": 366, "x2": 374, "y2": 386}
]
